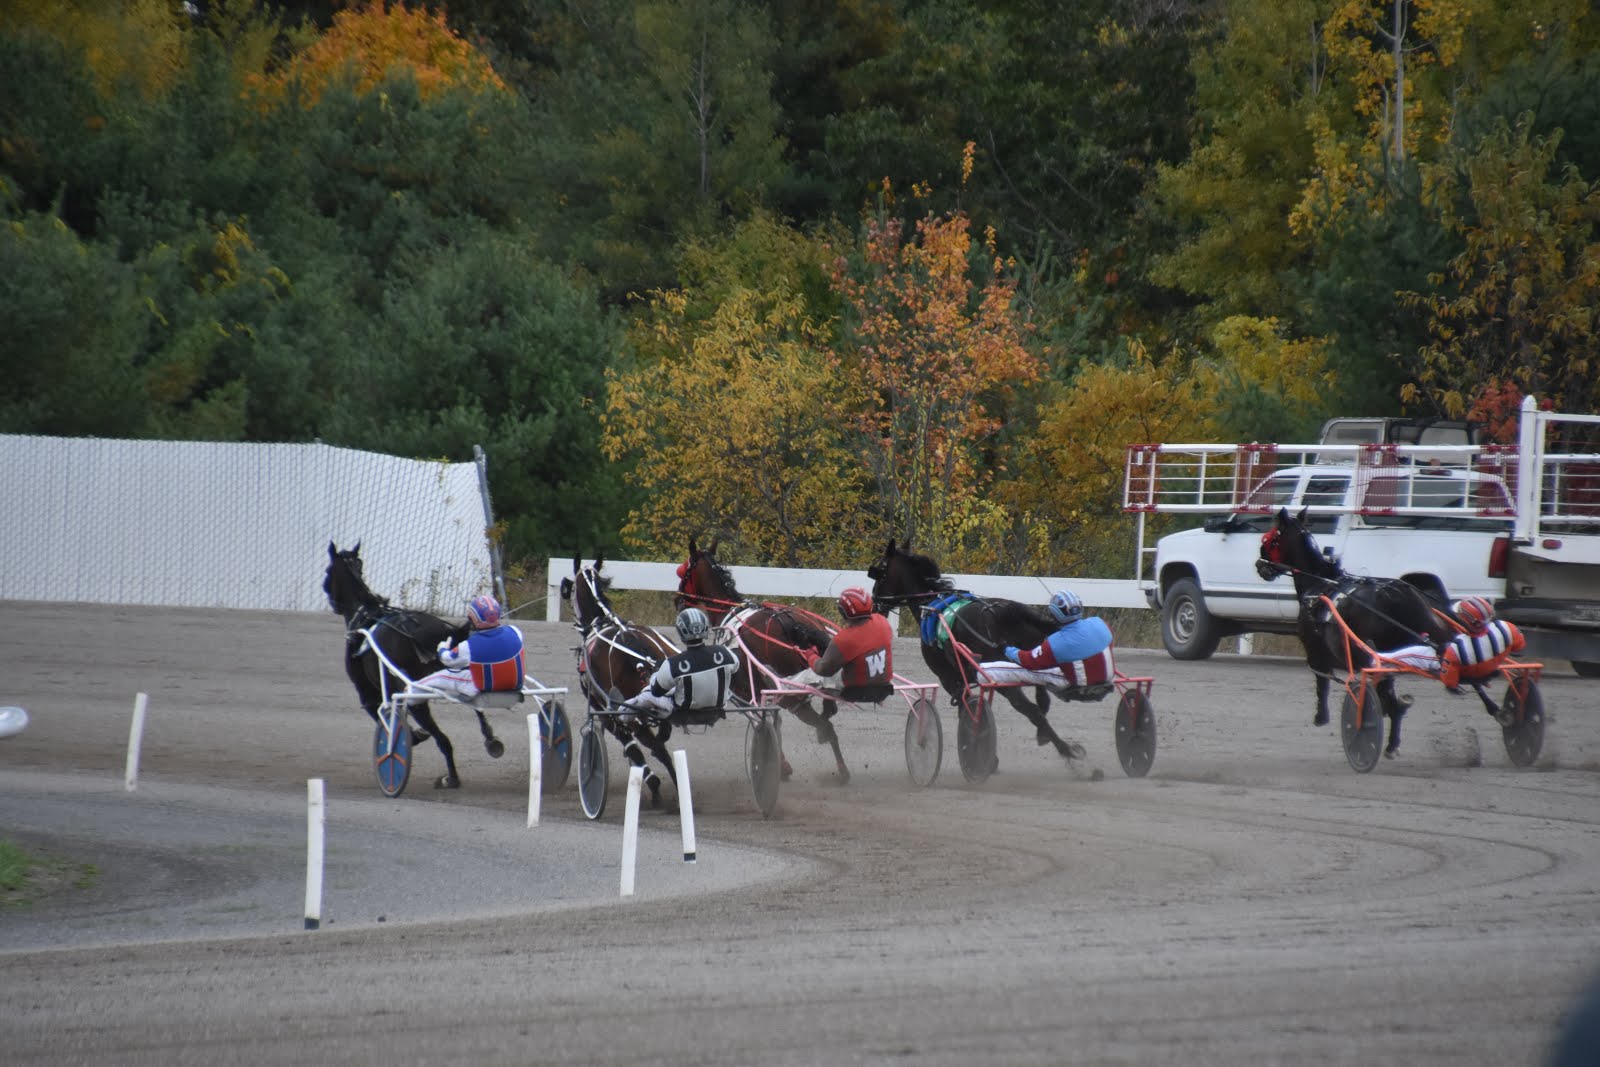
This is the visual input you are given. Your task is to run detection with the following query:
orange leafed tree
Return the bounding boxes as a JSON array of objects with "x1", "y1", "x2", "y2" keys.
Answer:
[
  {"x1": 830, "y1": 207, "x2": 1042, "y2": 569},
  {"x1": 257, "y1": 0, "x2": 505, "y2": 103}
]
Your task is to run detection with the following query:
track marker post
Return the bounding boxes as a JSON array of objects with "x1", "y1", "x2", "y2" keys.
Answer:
[
  {"x1": 527, "y1": 712, "x2": 542, "y2": 829},
  {"x1": 124, "y1": 692, "x2": 148, "y2": 792},
  {"x1": 673, "y1": 748, "x2": 696, "y2": 863},
  {"x1": 620, "y1": 765, "x2": 644, "y2": 897},
  {"x1": 305, "y1": 778, "x2": 325, "y2": 930}
]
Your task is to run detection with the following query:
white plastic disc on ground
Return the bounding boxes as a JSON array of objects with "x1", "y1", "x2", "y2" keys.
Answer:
[{"x1": 0, "y1": 706, "x2": 30, "y2": 738}]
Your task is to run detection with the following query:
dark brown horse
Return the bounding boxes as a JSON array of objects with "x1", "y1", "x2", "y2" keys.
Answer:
[
  {"x1": 559, "y1": 557, "x2": 681, "y2": 806},
  {"x1": 676, "y1": 537, "x2": 849, "y2": 782},
  {"x1": 866, "y1": 538, "x2": 1086, "y2": 768},
  {"x1": 1258, "y1": 507, "x2": 1448, "y2": 758},
  {"x1": 323, "y1": 541, "x2": 505, "y2": 789}
]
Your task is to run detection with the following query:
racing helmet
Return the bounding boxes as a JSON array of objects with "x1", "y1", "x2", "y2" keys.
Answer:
[
  {"x1": 675, "y1": 607, "x2": 711, "y2": 644},
  {"x1": 838, "y1": 587, "x2": 875, "y2": 620},
  {"x1": 466, "y1": 594, "x2": 503, "y2": 629},
  {"x1": 1047, "y1": 588, "x2": 1083, "y2": 625},
  {"x1": 1453, "y1": 595, "x2": 1495, "y2": 632}
]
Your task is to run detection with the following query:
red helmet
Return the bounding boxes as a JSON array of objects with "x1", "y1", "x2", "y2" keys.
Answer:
[
  {"x1": 838, "y1": 587, "x2": 874, "y2": 620},
  {"x1": 1453, "y1": 595, "x2": 1494, "y2": 632}
]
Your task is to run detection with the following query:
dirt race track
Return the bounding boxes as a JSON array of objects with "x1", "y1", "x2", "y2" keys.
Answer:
[{"x1": 3, "y1": 601, "x2": 1600, "y2": 1066}]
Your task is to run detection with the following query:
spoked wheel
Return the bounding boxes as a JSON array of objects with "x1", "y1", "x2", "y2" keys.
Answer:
[
  {"x1": 955, "y1": 689, "x2": 998, "y2": 784},
  {"x1": 577, "y1": 719, "x2": 608, "y2": 820},
  {"x1": 1500, "y1": 678, "x2": 1545, "y2": 768},
  {"x1": 1114, "y1": 689, "x2": 1157, "y2": 778},
  {"x1": 747, "y1": 715, "x2": 782, "y2": 818},
  {"x1": 903, "y1": 695, "x2": 943, "y2": 787},
  {"x1": 374, "y1": 706, "x2": 413, "y2": 798},
  {"x1": 1340, "y1": 686, "x2": 1384, "y2": 773},
  {"x1": 541, "y1": 699, "x2": 573, "y2": 790}
]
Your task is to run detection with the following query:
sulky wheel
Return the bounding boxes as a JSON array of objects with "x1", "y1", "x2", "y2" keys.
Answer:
[
  {"x1": 747, "y1": 715, "x2": 782, "y2": 818},
  {"x1": 1114, "y1": 689, "x2": 1157, "y2": 778},
  {"x1": 1500, "y1": 678, "x2": 1545, "y2": 768},
  {"x1": 955, "y1": 689, "x2": 998, "y2": 784},
  {"x1": 1340, "y1": 686, "x2": 1384, "y2": 773},
  {"x1": 577, "y1": 719, "x2": 608, "y2": 820},
  {"x1": 373, "y1": 706, "x2": 413, "y2": 798},
  {"x1": 903, "y1": 695, "x2": 943, "y2": 787},
  {"x1": 542, "y1": 699, "x2": 573, "y2": 791}
]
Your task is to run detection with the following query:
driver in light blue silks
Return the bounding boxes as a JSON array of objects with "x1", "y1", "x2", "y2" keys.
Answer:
[{"x1": 978, "y1": 589, "x2": 1116, "y2": 693}]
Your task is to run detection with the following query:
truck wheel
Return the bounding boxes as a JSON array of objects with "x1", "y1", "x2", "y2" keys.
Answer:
[
  {"x1": 1161, "y1": 578, "x2": 1222, "y2": 660},
  {"x1": 1574, "y1": 661, "x2": 1600, "y2": 679}
]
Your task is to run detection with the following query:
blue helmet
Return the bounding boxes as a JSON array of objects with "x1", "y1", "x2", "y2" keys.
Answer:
[
  {"x1": 466, "y1": 594, "x2": 503, "y2": 629},
  {"x1": 1047, "y1": 589, "x2": 1083, "y2": 625}
]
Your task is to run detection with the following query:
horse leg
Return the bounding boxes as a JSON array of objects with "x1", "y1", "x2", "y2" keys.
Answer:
[
  {"x1": 412, "y1": 703, "x2": 462, "y2": 788},
  {"x1": 1375, "y1": 677, "x2": 1407, "y2": 758},
  {"x1": 785, "y1": 700, "x2": 849, "y2": 783},
  {"x1": 475, "y1": 710, "x2": 505, "y2": 759},
  {"x1": 637, "y1": 724, "x2": 679, "y2": 792},
  {"x1": 1312, "y1": 673, "x2": 1331, "y2": 727},
  {"x1": 999, "y1": 689, "x2": 1085, "y2": 762},
  {"x1": 619, "y1": 728, "x2": 663, "y2": 809}
]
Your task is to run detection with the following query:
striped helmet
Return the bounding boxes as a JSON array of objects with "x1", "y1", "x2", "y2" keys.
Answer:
[
  {"x1": 466, "y1": 594, "x2": 503, "y2": 629},
  {"x1": 1452, "y1": 595, "x2": 1495, "y2": 632},
  {"x1": 1048, "y1": 589, "x2": 1083, "y2": 625},
  {"x1": 675, "y1": 607, "x2": 711, "y2": 644}
]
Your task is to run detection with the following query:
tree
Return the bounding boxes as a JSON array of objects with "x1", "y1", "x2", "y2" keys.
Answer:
[
  {"x1": 604, "y1": 214, "x2": 863, "y2": 565},
  {"x1": 1403, "y1": 120, "x2": 1600, "y2": 416},
  {"x1": 829, "y1": 203, "x2": 1042, "y2": 570}
]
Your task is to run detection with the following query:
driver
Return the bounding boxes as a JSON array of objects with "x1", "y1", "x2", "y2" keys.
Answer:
[
  {"x1": 977, "y1": 588, "x2": 1115, "y2": 694},
  {"x1": 792, "y1": 588, "x2": 895, "y2": 702},
  {"x1": 629, "y1": 608, "x2": 740, "y2": 722},
  {"x1": 419, "y1": 594, "x2": 525, "y2": 700},
  {"x1": 1387, "y1": 595, "x2": 1526, "y2": 689}
]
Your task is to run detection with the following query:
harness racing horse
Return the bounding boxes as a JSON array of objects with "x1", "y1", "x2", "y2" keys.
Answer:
[
  {"x1": 322, "y1": 541, "x2": 506, "y2": 789},
  {"x1": 866, "y1": 538, "x2": 1087, "y2": 767},
  {"x1": 676, "y1": 537, "x2": 850, "y2": 783},
  {"x1": 559, "y1": 557, "x2": 682, "y2": 807},
  {"x1": 1257, "y1": 507, "x2": 1448, "y2": 758}
]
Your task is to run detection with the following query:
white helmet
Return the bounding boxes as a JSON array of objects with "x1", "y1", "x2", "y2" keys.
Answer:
[{"x1": 675, "y1": 607, "x2": 711, "y2": 644}]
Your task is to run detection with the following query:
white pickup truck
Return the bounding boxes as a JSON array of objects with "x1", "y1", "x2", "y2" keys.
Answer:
[{"x1": 1123, "y1": 435, "x2": 1515, "y2": 660}]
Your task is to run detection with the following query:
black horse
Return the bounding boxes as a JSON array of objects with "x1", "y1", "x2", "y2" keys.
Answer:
[
  {"x1": 1257, "y1": 508, "x2": 1448, "y2": 758},
  {"x1": 676, "y1": 536, "x2": 849, "y2": 782},
  {"x1": 322, "y1": 541, "x2": 506, "y2": 789},
  {"x1": 558, "y1": 556, "x2": 682, "y2": 807},
  {"x1": 866, "y1": 538, "x2": 1087, "y2": 767}
]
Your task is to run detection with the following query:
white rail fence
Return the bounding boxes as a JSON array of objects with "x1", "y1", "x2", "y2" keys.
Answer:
[{"x1": 542, "y1": 558, "x2": 1146, "y2": 622}]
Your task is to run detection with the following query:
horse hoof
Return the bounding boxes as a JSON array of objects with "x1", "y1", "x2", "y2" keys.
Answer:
[
  {"x1": 835, "y1": 766, "x2": 851, "y2": 786},
  {"x1": 434, "y1": 774, "x2": 461, "y2": 789},
  {"x1": 1383, "y1": 748, "x2": 1398, "y2": 760},
  {"x1": 648, "y1": 781, "x2": 662, "y2": 809},
  {"x1": 1398, "y1": 695, "x2": 1414, "y2": 709},
  {"x1": 780, "y1": 758, "x2": 794, "y2": 781},
  {"x1": 485, "y1": 739, "x2": 505, "y2": 759},
  {"x1": 411, "y1": 728, "x2": 432, "y2": 745},
  {"x1": 1062, "y1": 743, "x2": 1087, "y2": 761},
  {"x1": 1313, "y1": 711, "x2": 1329, "y2": 727}
]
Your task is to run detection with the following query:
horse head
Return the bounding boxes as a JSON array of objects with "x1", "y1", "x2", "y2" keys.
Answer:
[
  {"x1": 677, "y1": 535, "x2": 741, "y2": 618},
  {"x1": 324, "y1": 540, "x2": 383, "y2": 621},
  {"x1": 867, "y1": 537, "x2": 951, "y2": 609},
  {"x1": 1258, "y1": 508, "x2": 1341, "y2": 586},
  {"x1": 562, "y1": 556, "x2": 616, "y2": 634}
]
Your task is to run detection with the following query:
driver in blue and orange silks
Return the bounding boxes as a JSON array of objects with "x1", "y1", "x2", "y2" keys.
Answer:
[
  {"x1": 417, "y1": 594, "x2": 525, "y2": 700},
  {"x1": 979, "y1": 588, "x2": 1116, "y2": 693}
]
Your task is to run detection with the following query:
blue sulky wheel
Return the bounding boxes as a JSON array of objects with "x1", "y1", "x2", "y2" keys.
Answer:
[
  {"x1": 577, "y1": 719, "x2": 608, "y2": 820},
  {"x1": 1114, "y1": 689, "x2": 1157, "y2": 778},
  {"x1": 956, "y1": 689, "x2": 998, "y2": 784},
  {"x1": 374, "y1": 709, "x2": 413, "y2": 798},
  {"x1": 1340, "y1": 686, "x2": 1384, "y2": 773},
  {"x1": 1500, "y1": 678, "x2": 1545, "y2": 768},
  {"x1": 903, "y1": 695, "x2": 942, "y2": 787},
  {"x1": 541, "y1": 699, "x2": 573, "y2": 791}
]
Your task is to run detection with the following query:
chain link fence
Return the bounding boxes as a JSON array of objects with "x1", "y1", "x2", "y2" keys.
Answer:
[{"x1": 1, "y1": 436, "x2": 493, "y2": 613}]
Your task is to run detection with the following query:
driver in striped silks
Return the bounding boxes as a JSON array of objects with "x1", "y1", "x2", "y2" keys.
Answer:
[{"x1": 629, "y1": 608, "x2": 739, "y2": 722}]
